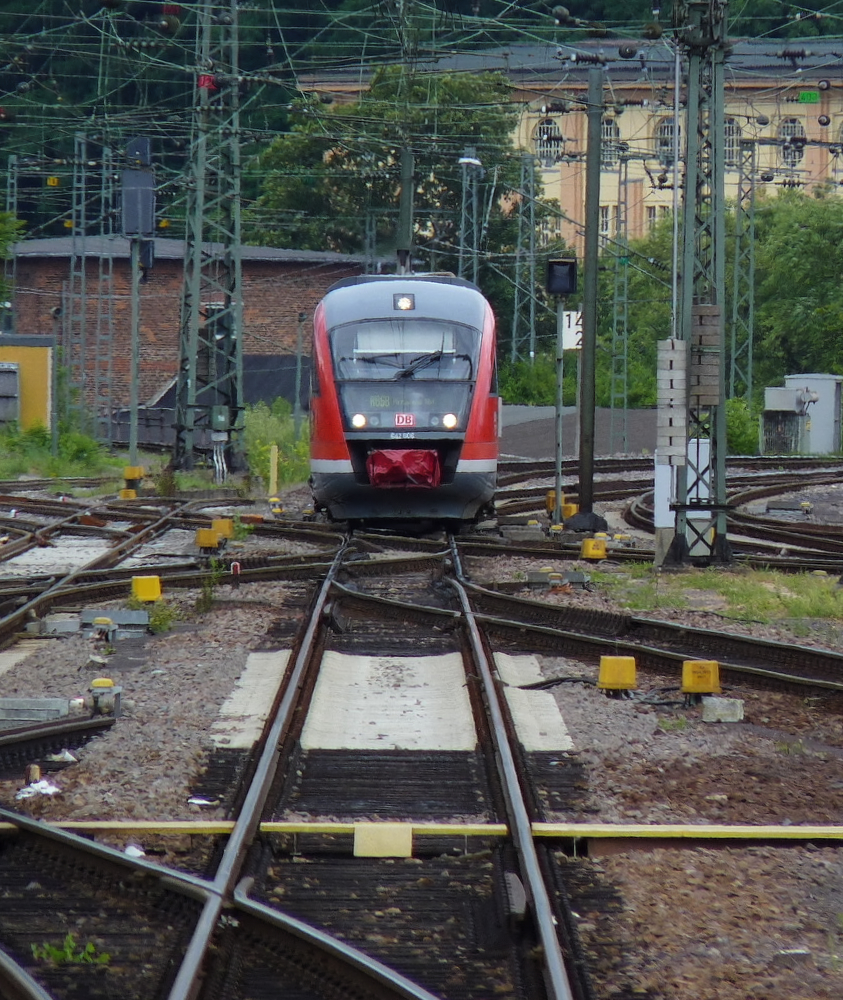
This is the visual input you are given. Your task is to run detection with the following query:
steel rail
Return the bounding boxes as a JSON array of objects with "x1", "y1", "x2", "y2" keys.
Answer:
[
  {"x1": 0, "y1": 945, "x2": 55, "y2": 1000},
  {"x1": 447, "y1": 538, "x2": 575, "y2": 1000},
  {"x1": 0, "y1": 502, "x2": 191, "y2": 645},
  {"x1": 166, "y1": 536, "x2": 349, "y2": 1000}
]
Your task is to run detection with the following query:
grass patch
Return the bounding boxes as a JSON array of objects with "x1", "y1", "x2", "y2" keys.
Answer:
[
  {"x1": 592, "y1": 564, "x2": 843, "y2": 624},
  {"x1": 125, "y1": 597, "x2": 179, "y2": 634},
  {"x1": 32, "y1": 933, "x2": 109, "y2": 967},
  {"x1": 0, "y1": 424, "x2": 123, "y2": 480},
  {"x1": 657, "y1": 716, "x2": 688, "y2": 732}
]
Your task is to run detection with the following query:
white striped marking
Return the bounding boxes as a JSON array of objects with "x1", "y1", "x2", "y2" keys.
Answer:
[
  {"x1": 494, "y1": 652, "x2": 574, "y2": 752},
  {"x1": 455, "y1": 459, "x2": 497, "y2": 473},
  {"x1": 310, "y1": 459, "x2": 354, "y2": 474},
  {"x1": 301, "y1": 651, "x2": 476, "y2": 751},
  {"x1": 210, "y1": 650, "x2": 291, "y2": 749}
]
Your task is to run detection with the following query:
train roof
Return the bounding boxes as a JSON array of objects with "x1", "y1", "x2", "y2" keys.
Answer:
[
  {"x1": 325, "y1": 273, "x2": 482, "y2": 294},
  {"x1": 320, "y1": 273, "x2": 492, "y2": 330}
]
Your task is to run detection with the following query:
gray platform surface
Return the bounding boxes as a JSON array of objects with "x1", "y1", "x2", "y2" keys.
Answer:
[{"x1": 500, "y1": 406, "x2": 656, "y2": 460}]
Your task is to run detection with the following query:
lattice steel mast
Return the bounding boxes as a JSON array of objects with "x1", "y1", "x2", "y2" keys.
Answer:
[
  {"x1": 729, "y1": 138, "x2": 756, "y2": 399},
  {"x1": 609, "y1": 149, "x2": 630, "y2": 452},
  {"x1": 510, "y1": 153, "x2": 537, "y2": 362},
  {"x1": 669, "y1": 0, "x2": 731, "y2": 564},
  {"x1": 173, "y1": 0, "x2": 244, "y2": 475}
]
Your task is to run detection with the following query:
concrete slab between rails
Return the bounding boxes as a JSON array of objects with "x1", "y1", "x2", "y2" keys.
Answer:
[
  {"x1": 0, "y1": 640, "x2": 44, "y2": 679},
  {"x1": 494, "y1": 652, "x2": 574, "y2": 751},
  {"x1": 210, "y1": 650, "x2": 291, "y2": 749},
  {"x1": 300, "y1": 650, "x2": 476, "y2": 751}
]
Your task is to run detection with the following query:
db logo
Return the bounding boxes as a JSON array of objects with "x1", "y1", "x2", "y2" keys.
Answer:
[{"x1": 394, "y1": 413, "x2": 415, "y2": 426}]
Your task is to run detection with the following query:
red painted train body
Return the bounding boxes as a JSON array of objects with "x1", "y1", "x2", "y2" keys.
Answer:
[{"x1": 309, "y1": 273, "x2": 499, "y2": 524}]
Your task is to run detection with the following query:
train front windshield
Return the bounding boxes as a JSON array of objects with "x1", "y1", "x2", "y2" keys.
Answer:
[
  {"x1": 329, "y1": 320, "x2": 481, "y2": 433},
  {"x1": 331, "y1": 320, "x2": 478, "y2": 381}
]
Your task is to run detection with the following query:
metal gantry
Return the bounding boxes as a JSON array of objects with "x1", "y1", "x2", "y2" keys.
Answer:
[
  {"x1": 670, "y1": 0, "x2": 731, "y2": 564},
  {"x1": 173, "y1": 0, "x2": 244, "y2": 475}
]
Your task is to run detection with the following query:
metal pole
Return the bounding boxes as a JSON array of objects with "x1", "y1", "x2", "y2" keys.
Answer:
[
  {"x1": 578, "y1": 66, "x2": 603, "y2": 514},
  {"x1": 129, "y1": 238, "x2": 140, "y2": 466},
  {"x1": 472, "y1": 164, "x2": 480, "y2": 284},
  {"x1": 397, "y1": 146, "x2": 414, "y2": 273},
  {"x1": 458, "y1": 156, "x2": 468, "y2": 278},
  {"x1": 554, "y1": 301, "x2": 564, "y2": 525}
]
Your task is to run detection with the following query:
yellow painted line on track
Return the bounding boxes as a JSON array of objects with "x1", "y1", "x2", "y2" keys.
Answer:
[
  {"x1": 533, "y1": 823, "x2": 843, "y2": 840},
  {"x1": 2, "y1": 820, "x2": 843, "y2": 841}
]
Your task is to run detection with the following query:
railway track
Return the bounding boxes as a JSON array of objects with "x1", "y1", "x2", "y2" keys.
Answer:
[
  {"x1": 0, "y1": 539, "x2": 589, "y2": 1000},
  {"x1": 1, "y1": 464, "x2": 843, "y2": 998}
]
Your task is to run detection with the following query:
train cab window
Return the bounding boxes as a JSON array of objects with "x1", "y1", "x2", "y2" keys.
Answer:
[{"x1": 331, "y1": 320, "x2": 479, "y2": 382}]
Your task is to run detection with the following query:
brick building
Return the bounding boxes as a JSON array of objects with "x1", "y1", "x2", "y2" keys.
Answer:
[{"x1": 9, "y1": 236, "x2": 373, "y2": 410}]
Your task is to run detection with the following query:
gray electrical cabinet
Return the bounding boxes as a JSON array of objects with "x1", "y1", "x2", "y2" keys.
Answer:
[{"x1": 784, "y1": 374, "x2": 842, "y2": 454}]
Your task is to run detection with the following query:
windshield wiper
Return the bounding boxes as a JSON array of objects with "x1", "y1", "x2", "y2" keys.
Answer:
[{"x1": 394, "y1": 350, "x2": 444, "y2": 379}]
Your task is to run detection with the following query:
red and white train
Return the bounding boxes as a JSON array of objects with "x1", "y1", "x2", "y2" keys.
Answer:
[{"x1": 309, "y1": 273, "x2": 499, "y2": 525}]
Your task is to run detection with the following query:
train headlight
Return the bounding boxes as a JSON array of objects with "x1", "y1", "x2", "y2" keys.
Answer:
[
  {"x1": 442, "y1": 413, "x2": 458, "y2": 429},
  {"x1": 351, "y1": 413, "x2": 367, "y2": 429}
]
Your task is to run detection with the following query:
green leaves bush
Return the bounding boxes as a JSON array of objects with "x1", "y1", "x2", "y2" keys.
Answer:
[{"x1": 242, "y1": 399, "x2": 309, "y2": 488}]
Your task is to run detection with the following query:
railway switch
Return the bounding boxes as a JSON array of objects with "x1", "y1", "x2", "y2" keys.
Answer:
[
  {"x1": 681, "y1": 659, "x2": 721, "y2": 700},
  {"x1": 597, "y1": 655, "x2": 637, "y2": 694},
  {"x1": 131, "y1": 575, "x2": 162, "y2": 602},
  {"x1": 546, "y1": 490, "x2": 564, "y2": 514},
  {"x1": 580, "y1": 537, "x2": 607, "y2": 560},
  {"x1": 212, "y1": 518, "x2": 233, "y2": 539},
  {"x1": 90, "y1": 617, "x2": 117, "y2": 643},
  {"x1": 121, "y1": 466, "x2": 144, "y2": 500},
  {"x1": 195, "y1": 528, "x2": 222, "y2": 552},
  {"x1": 89, "y1": 677, "x2": 122, "y2": 717}
]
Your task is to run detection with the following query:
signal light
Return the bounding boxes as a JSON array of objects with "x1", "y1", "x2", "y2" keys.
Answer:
[{"x1": 546, "y1": 258, "x2": 578, "y2": 296}]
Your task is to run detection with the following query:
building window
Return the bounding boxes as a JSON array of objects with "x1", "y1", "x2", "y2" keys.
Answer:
[
  {"x1": 778, "y1": 118, "x2": 806, "y2": 165},
  {"x1": 656, "y1": 116, "x2": 680, "y2": 166},
  {"x1": 601, "y1": 117, "x2": 621, "y2": 168},
  {"x1": 534, "y1": 118, "x2": 562, "y2": 168},
  {"x1": 538, "y1": 217, "x2": 562, "y2": 247},
  {"x1": 599, "y1": 204, "x2": 614, "y2": 238},
  {"x1": 647, "y1": 205, "x2": 657, "y2": 229},
  {"x1": 725, "y1": 117, "x2": 742, "y2": 166}
]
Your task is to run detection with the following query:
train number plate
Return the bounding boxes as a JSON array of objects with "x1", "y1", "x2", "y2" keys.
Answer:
[{"x1": 394, "y1": 413, "x2": 415, "y2": 426}]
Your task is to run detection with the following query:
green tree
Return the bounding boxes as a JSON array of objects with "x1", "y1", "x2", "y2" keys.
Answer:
[
  {"x1": 753, "y1": 188, "x2": 843, "y2": 390},
  {"x1": 243, "y1": 66, "x2": 569, "y2": 353},
  {"x1": 243, "y1": 67, "x2": 522, "y2": 262}
]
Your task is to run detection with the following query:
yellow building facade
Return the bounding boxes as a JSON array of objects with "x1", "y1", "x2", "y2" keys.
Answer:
[{"x1": 508, "y1": 37, "x2": 843, "y2": 250}]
